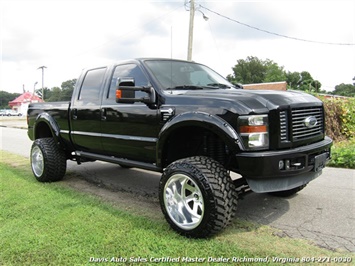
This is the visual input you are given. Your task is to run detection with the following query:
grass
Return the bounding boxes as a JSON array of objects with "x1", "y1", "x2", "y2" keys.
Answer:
[{"x1": 0, "y1": 151, "x2": 354, "y2": 266}]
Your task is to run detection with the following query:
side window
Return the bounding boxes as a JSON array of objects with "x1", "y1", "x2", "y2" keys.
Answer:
[
  {"x1": 78, "y1": 68, "x2": 106, "y2": 103},
  {"x1": 108, "y1": 64, "x2": 148, "y2": 100}
]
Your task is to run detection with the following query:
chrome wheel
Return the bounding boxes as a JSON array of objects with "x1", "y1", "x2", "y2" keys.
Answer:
[
  {"x1": 163, "y1": 173, "x2": 204, "y2": 230},
  {"x1": 160, "y1": 157, "x2": 237, "y2": 238},
  {"x1": 30, "y1": 138, "x2": 66, "y2": 182},
  {"x1": 31, "y1": 145, "x2": 44, "y2": 177}
]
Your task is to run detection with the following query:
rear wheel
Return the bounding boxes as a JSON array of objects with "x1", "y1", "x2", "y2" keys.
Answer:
[
  {"x1": 30, "y1": 138, "x2": 66, "y2": 182},
  {"x1": 159, "y1": 156, "x2": 237, "y2": 238}
]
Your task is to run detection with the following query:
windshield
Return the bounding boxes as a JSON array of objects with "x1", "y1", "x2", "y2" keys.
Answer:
[{"x1": 144, "y1": 60, "x2": 236, "y2": 90}]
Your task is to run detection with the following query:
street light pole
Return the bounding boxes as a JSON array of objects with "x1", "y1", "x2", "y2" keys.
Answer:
[
  {"x1": 37, "y1": 66, "x2": 47, "y2": 101},
  {"x1": 187, "y1": 0, "x2": 195, "y2": 61}
]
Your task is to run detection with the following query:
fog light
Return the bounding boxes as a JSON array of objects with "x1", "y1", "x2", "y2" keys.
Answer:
[
  {"x1": 279, "y1": 160, "x2": 284, "y2": 170},
  {"x1": 285, "y1": 160, "x2": 290, "y2": 170}
]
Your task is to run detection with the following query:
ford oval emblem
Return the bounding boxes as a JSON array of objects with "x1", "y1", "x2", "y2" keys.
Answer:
[{"x1": 303, "y1": 116, "x2": 318, "y2": 128}]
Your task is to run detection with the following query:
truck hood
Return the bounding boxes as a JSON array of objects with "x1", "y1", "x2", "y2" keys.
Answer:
[{"x1": 178, "y1": 88, "x2": 322, "y2": 114}]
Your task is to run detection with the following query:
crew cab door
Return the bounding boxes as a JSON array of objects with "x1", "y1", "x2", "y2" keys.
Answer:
[
  {"x1": 100, "y1": 63, "x2": 160, "y2": 163},
  {"x1": 70, "y1": 67, "x2": 107, "y2": 153}
]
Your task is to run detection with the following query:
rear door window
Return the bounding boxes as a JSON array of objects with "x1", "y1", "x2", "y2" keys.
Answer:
[{"x1": 78, "y1": 67, "x2": 107, "y2": 103}]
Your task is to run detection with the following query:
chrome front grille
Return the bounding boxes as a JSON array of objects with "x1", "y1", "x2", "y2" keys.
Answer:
[
  {"x1": 291, "y1": 107, "x2": 323, "y2": 140},
  {"x1": 280, "y1": 107, "x2": 324, "y2": 143}
]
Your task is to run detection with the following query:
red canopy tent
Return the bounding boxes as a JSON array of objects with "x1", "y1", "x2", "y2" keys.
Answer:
[{"x1": 8, "y1": 92, "x2": 43, "y2": 114}]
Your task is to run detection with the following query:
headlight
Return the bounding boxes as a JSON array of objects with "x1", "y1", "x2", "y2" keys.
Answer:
[{"x1": 238, "y1": 115, "x2": 269, "y2": 150}]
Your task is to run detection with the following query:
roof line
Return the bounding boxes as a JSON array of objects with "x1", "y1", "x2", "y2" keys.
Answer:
[{"x1": 243, "y1": 81, "x2": 287, "y2": 86}]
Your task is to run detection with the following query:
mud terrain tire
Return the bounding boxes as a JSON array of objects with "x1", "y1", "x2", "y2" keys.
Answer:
[
  {"x1": 159, "y1": 156, "x2": 237, "y2": 238},
  {"x1": 30, "y1": 138, "x2": 66, "y2": 182}
]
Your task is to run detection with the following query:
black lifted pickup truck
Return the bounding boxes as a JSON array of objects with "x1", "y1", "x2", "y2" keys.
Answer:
[{"x1": 28, "y1": 58, "x2": 332, "y2": 238}]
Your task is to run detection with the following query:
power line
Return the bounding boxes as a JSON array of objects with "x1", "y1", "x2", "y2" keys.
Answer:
[{"x1": 200, "y1": 5, "x2": 355, "y2": 46}]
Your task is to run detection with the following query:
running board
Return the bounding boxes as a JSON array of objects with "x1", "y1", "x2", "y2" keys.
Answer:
[{"x1": 76, "y1": 151, "x2": 162, "y2": 172}]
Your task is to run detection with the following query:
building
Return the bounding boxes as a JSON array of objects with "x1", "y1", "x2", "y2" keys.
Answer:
[
  {"x1": 243, "y1": 81, "x2": 287, "y2": 91},
  {"x1": 8, "y1": 92, "x2": 43, "y2": 115}
]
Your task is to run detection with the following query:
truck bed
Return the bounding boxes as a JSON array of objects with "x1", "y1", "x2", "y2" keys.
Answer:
[{"x1": 27, "y1": 101, "x2": 71, "y2": 143}]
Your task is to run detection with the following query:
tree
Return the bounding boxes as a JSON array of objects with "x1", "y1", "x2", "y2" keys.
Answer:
[
  {"x1": 227, "y1": 56, "x2": 286, "y2": 84},
  {"x1": 227, "y1": 56, "x2": 266, "y2": 84},
  {"x1": 285, "y1": 70, "x2": 322, "y2": 92},
  {"x1": 331, "y1": 83, "x2": 355, "y2": 97},
  {"x1": 264, "y1": 59, "x2": 286, "y2": 82},
  {"x1": 46, "y1": 87, "x2": 62, "y2": 102},
  {"x1": 35, "y1": 87, "x2": 51, "y2": 101},
  {"x1": 227, "y1": 56, "x2": 323, "y2": 92},
  {"x1": 60, "y1": 79, "x2": 76, "y2": 101},
  {"x1": 311, "y1": 80, "x2": 322, "y2": 93},
  {"x1": 0, "y1": 91, "x2": 21, "y2": 109},
  {"x1": 285, "y1": 71, "x2": 302, "y2": 90},
  {"x1": 44, "y1": 79, "x2": 76, "y2": 102},
  {"x1": 294, "y1": 71, "x2": 323, "y2": 93}
]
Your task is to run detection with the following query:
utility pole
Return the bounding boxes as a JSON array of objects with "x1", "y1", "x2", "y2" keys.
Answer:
[
  {"x1": 187, "y1": 0, "x2": 195, "y2": 61},
  {"x1": 186, "y1": 0, "x2": 208, "y2": 61},
  {"x1": 37, "y1": 66, "x2": 47, "y2": 101}
]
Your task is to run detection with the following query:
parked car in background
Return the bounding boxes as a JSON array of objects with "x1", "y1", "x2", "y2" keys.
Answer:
[{"x1": 0, "y1": 109, "x2": 22, "y2": 116}]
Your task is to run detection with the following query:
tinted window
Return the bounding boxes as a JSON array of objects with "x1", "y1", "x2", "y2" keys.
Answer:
[
  {"x1": 108, "y1": 64, "x2": 148, "y2": 99},
  {"x1": 79, "y1": 68, "x2": 106, "y2": 102}
]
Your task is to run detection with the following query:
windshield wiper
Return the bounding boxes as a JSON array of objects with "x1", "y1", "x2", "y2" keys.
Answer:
[
  {"x1": 206, "y1": 83, "x2": 232, "y2": 89},
  {"x1": 166, "y1": 85, "x2": 205, "y2": 90}
]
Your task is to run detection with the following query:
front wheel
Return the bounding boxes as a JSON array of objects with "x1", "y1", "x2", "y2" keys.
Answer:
[
  {"x1": 30, "y1": 138, "x2": 67, "y2": 182},
  {"x1": 159, "y1": 156, "x2": 237, "y2": 238}
]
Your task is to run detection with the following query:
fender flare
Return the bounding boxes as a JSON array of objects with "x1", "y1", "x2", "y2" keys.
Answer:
[
  {"x1": 156, "y1": 111, "x2": 243, "y2": 167},
  {"x1": 32, "y1": 112, "x2": 61, "y2": 143}
]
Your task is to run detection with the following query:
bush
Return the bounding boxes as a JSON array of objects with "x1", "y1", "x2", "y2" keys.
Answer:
[
  {"x1": 320, "y1": 96, "x2": 355, "y2": 142},
  {"x1": 340, "y1": 98, "x2": 355, "y2": 139},
  {"x1": 318, "y1": 96, "x2": 354, "y2": 169},
  {"x1": 327, "y1": 139, "x2": 355, "y2": 169}
]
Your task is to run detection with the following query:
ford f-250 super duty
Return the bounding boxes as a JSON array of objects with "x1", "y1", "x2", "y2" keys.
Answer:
[{"x1": 27, "y1": 58, "x2": 332, "y2": 238}]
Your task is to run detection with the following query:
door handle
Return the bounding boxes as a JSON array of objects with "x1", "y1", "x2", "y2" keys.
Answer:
[
  {"x1": 101, "y1": 108, "x2": 107, "y2": 121},
  {"x1": 72, "y1": 109, "x2": 78, "y2": 120}
]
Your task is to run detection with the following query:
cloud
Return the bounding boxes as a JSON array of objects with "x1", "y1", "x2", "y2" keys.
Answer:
[
  {"x1": 2, "y1": 27, "x2": 41, "y2": 62},
  {"x1": 200, "y1": 2, "x2": 292, "y2": 41},
  {"x1": 1, "y1": 0, "x2": 354, "y2": 93}
]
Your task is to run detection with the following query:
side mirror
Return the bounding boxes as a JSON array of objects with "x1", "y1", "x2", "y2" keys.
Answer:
[
  {"x1": 116, "y1": 78, "x2": 135, "y2": 103},
  {"x1": 116, "y1": 77, "x2": 156, "y2": 104}
]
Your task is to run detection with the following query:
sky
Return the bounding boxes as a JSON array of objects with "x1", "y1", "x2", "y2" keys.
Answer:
[{"x1": 1, "y1": 0, "x2": 354, "y2": 94}]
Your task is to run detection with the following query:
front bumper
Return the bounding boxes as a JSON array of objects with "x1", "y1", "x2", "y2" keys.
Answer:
[{"x1": 234, "y1": 137, "x2": 332, "y2": 193}]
